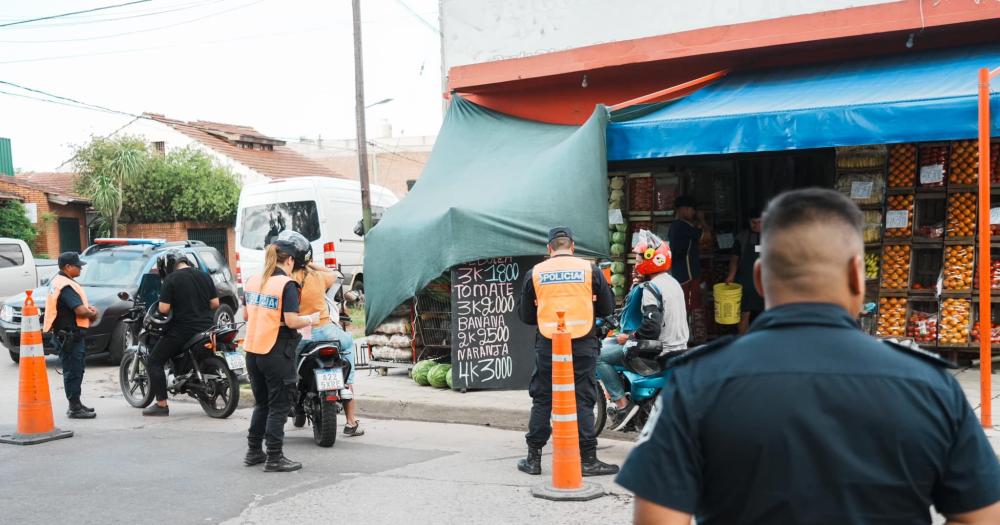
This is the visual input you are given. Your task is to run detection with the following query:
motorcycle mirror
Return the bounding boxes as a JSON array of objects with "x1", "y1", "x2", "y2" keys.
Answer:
[{"x1": 117, "y1": 292, "x2": 130, "y2": 301}]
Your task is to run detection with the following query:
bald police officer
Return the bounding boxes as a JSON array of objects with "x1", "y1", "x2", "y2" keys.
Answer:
[
  {"x1": 617, "y1": 188, "x2": 1000, "y2": 525},
  {"x1": 516, "y1": 226, "x2": 618, "y2": 477}
]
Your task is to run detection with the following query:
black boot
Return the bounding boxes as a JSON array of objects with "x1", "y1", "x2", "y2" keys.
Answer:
[
  {"x1": 67, "y1": 398, "x2": 96, "y2": 419},
  {"x1": 517, "y1": 447, "x2": 542, "y2": 475},
  {"x1": 244, "y1": 440, "x2": 266, "y2": 466},
  {"x1": 264, "y1": 450, "x2": 302, "y2": 472},
  {"x1": 581, "y1": 451, "x2": 619, "y2": 477},
  {"x1": 74, "y1": 398, "x2": 95, "y2": 413}
]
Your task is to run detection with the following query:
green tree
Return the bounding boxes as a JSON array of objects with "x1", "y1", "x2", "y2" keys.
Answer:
[
  {"x1": 0, "y1": 200, "x2": 37, "y2": 245},
  {"x1": 121, "y1": 147, "x2": 240, "y2": 224},
  {"x1": 73, "y1": 135, "x2": 148, "y2": 236}
]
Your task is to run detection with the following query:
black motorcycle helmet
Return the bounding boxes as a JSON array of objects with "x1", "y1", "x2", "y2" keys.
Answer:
[
  {"x1": 156, "y1": 249, "x2": 196, "y2": 279},
  {"x1": 275, "y1": 230, "x2": 313, "y2": 270}
]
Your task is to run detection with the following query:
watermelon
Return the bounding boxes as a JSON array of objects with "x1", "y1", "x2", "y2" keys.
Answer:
[
  {"x1": 428, "y1": 364, "x2": 451, "y2": 388},
  {"x1": 610, "y1": 243, "x2": 625, "y2": 256},
  {"x1": 612, "y1": 261, "x2": 626, "y2": 274},
  {"x1": 611, "y1": 231, "x2": 625, "y2": 244},
  {"x1": 614, "y1": 223, "x2": 627, "y2": 233},
  {"x1": 411, "y1": 360, "x2": 435, "y2": 386},
  {"x1": 610, "y1": 274, "x2": 626, "y2": 287},
  {"x1": 613, "y1": 285, "x2": 626, "y2": 297},
  {"x1": 446, "y1": 367, "x2": 454, "y2": 389}
]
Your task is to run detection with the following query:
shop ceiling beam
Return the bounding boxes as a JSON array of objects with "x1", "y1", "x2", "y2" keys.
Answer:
[
  {"x1": 608, "y1": 70, "x2": 729, "y2": 112},
  {"x1": 977, "y1": 66, "x2": 994, "y2": 428}
]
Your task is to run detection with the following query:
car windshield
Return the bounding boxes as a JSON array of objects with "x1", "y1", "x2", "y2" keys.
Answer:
[
  {"x1": 240, "y1": 200, "x2": 320, "y2": 250},
  {"x1": 76, "y1": 250, "x2": 149, "y2": 287}
]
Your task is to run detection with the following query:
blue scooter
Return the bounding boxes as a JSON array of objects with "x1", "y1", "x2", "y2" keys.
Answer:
[{"x1": 594, "y1": 312, "x2": 674, "y2": 435}]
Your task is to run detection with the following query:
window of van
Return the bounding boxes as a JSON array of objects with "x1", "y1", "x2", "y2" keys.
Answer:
[
  {"x1": 240, "y1": 201, "x2": 320, "y2": 250},
  {"x1": 0, "y1": 243, "x2": 25, "y2": 268}
]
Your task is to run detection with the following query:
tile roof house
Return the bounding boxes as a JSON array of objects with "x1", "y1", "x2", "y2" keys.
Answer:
[
  {"x1": 0, "y1": 173, "x2": 91, "y2": 257},
  {"x1": 109, "y1": 114, "x2": 346, "y2": 185}
]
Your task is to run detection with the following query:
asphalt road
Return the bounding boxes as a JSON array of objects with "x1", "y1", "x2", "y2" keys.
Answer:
[{"x1": 0, "y1": 357, "x2": 635, "y2": 524}]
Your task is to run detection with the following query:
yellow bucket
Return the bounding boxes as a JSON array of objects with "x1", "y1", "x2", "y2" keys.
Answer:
[{"x1": 713, "y1": 283, "x2": 742, "y2": 325}]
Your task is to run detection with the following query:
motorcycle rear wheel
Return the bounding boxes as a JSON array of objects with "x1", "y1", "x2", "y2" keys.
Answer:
[
  {"x1": 197, "y1": 355, "x2": 240, "y2": 419},
  {"x1": 594, "y1": 380, "x2": 608, "y2": 435},
  {"x1": 120, "y1": 350, "x2": 154, "y2": 408},
  {"x1": 313, "y1": 398, "x2": 338, "y2": 447}
]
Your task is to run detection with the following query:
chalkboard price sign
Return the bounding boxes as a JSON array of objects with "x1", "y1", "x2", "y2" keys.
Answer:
[{"x1": 451, "y1": 256, "x2": 543, "y2": 390}]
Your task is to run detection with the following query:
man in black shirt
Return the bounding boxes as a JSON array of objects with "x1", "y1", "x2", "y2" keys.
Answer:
[
  {"x1": 668, "y1": 195, "x2": 711, "y2": 343},
  {"x1": 143, "y1": 250, "x2": 219, "y2": 416},
  {"x1": 618, "y1": 189, "x2": 1000, "y2": 524}
]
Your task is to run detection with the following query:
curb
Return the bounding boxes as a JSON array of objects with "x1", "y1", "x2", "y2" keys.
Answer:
[{"x1": 356, "y1": 397, "x2": 530, "y2": 431}]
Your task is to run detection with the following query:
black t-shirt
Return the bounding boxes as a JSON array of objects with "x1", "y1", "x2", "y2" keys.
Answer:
[
  {"x1": 160, "y1": 267, "x2": 218, "y2": 332},
  {"x1": 53, "y1": 272, "x2": 84, "y2": 332},
  {"x1": 275, "y1": 268, "x2": 301, "y2": 339},
  {"x1": 617, "y1": 303, "x2": 1000, "y2": 524},
  {"x1": 668, "y1": 220, "x2": 702, "y2": 283}
]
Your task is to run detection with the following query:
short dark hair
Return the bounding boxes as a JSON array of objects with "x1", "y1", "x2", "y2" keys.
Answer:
[
  {"x1": 674, "y1": 195, "x2": 696, "y2": 209},
  {"x1": 762, "y1": 188, "x2": 862, "y2": 238},
  {"x1": 548, "y1": 236, "x2": 573, "y2": 251}
]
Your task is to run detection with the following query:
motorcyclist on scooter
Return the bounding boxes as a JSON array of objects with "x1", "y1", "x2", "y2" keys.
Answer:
[
  {"x1": 596, "y1": 230, "x2": 688, "y2": 431},
  {"x1": 142, "y1": 250, "x2": 220, "y2": 416}
]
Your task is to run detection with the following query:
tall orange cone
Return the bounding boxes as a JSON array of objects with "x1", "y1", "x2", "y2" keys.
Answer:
[
  {"x1": 0, "y1": 290, "x2": 73, "y2": 445},
  {"x1": 532, "y1": 311, "x2": 604, "y2": 501}
]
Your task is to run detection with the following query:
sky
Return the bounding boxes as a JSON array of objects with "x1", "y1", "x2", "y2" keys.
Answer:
[{"x1": 0, "y1": 0, "x2": 443, "y2": 172}]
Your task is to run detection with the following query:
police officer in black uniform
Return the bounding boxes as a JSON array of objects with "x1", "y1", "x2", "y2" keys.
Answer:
[
  {"x1": 617, "y1": 189, "x2": 1000, "y2": 525},
  {"x1": 516, "y1": 226, "x2": 618, "y2": 477}
]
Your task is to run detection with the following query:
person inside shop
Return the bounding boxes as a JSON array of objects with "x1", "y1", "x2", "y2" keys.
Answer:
[
  {"x1": 516, "y1": 226, "x2": 618, "y2": 477},
  {"x1": 596, "y1": 230, "x2": 688, "y2": 432},
  {"x1": 616, "y1": 188, "x2": 1000, "y2": 525},
  {"x1": 725, "y1": 208, "x2": 764, "y2": 334},
  {"x1": 142, "y1": 250, "x2": 219, "y2": 417},
  {"x1": 44, "y1": 252, "x2": 99, "y2": 419},
  {"x1": 242, "y1": 239, "x2": 321, "y2": 473},
  {"x1": 668, "y1": 195, "x2": 711, "y2": 342},
  {"x1": 277, "y1": 230, "x2": 365, "y2": 438}
]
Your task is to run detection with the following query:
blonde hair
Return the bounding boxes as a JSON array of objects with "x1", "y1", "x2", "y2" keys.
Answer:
[{"x1": 262, "y1": 245, "x2": 293, "y2": 282}]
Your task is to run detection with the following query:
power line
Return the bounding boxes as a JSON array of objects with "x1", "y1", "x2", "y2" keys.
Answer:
[
  {"x1": 0, "y1": 0, "x2": 152, "y2": 29},
  {"x1": 392, "y1": 0, "x2": 439, "y2": 35},
  {"x1": 0, "y1": 1, "x2": 228, "y2": 39},
  {"x1": 0, "y1": 0, "x2": 262, "y2": 44}
]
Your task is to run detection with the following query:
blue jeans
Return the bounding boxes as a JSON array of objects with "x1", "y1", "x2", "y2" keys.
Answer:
[
  {"x1": 596, "y1": 338, "x2": 627, "y2": 402},
  {"x1": 297, "y1": 322, "x2": 356, "y2": 384},
  {"x1": 54, "y1": 332, "x2": 86, "y2": 401}
]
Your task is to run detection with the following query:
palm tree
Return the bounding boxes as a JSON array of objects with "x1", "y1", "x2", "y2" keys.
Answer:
[{"x1": 74, "y1": 136, "x2": 148, "y2": 236}]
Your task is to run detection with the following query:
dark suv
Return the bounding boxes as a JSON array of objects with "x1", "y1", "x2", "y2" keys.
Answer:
[{"x1": 0, "y1": 239, "x2": 240, "y2": 365}]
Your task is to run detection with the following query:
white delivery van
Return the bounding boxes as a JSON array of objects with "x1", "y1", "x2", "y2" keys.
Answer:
[{"x1": 235, "y1": 177, "x2": 398, "y2": 294}]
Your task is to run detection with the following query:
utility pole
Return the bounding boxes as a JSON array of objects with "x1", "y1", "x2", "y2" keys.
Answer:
[{"x1": 352, "y1": 0, "x2": 373, "y2": 234}]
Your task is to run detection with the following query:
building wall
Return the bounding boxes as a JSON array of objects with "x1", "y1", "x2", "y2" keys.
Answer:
[
  {"x1": 289, "y1": 137, "x2": 432, "y2": 198},
  {"x1": 123, "y1": 221, "x2": 237, "y2": 273},
  {"x1": 0, "y1": 179, "x2": 87, "y2": 258}
]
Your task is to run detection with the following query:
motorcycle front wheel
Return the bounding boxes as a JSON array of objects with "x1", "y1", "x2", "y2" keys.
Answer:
[
  {"x1": 196, "y1": 355, "x2": 240, "y2": 419},
  {"x1": 120, "y1": 350, "x2": 154, "y2": 408},
  {"x1": 312, "y1": 398, "x2": 338, "y2": 447}
]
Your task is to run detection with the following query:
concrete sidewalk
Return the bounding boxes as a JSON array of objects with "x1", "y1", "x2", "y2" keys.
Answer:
[{"x1": 351, "y1": 364, "x2": 1000, "y2": 451}]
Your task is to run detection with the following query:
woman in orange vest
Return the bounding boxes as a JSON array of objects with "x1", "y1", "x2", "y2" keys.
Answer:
[{"x1": 241, "y1": 240, "x2": 320, "y2": 472}]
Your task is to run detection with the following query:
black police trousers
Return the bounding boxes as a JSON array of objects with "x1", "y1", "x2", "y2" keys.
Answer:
[
  {"x1": 53, "y1": 330, "x2": 85, "y2": 401},
  {"x1": 526, "y1": 351, "x2": 598, "y2": 456},
  {"x1": 246, "y1": 336, "x2": 299, "y2": 452}
]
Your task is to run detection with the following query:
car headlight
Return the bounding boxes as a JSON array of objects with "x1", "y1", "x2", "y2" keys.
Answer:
[{"x1": 0, "y1": 305, "x2": 13, "y2": 323}]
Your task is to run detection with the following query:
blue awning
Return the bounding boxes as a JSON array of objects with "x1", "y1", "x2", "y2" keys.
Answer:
[{"x1": 607, "y1": 44, "x2": 1000, "y2": 161}]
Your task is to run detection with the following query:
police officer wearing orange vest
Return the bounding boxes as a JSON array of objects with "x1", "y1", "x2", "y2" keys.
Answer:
[
  {"x1": 242, "y1": 240, "x2": 320, "y2": 472},
  {"x1": 44, "y1": 252, "x2": 99, "y2": 419},
  {"x1": 516, "y1": 226, "x2": 618, "y2": 476}
]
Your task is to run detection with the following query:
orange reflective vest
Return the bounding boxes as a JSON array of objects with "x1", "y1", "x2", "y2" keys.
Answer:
[
  {"x1": 243, "y1": 274, "x2": 293, "y2": 355},
  {"x1": 532, "y1": 255, "x2": 595, "y2": 339},
  {"x1": 43, "y1": 274, "x2": 91, "y2": 333}
]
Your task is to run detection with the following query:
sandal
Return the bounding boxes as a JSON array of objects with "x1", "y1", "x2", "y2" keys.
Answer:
[{"x1": 344, "y1": 420, "x2": 365, "y2": 437}]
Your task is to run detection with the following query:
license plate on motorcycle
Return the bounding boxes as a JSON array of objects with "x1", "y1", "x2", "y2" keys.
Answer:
[
  {"x1": 315, "y1": 368, "x2": 344, "y2": 392},
  {"x1": 224, "y1": 351, "x2": 246, "y2": 371}
]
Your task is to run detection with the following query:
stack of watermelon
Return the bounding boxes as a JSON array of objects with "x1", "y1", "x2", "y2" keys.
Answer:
[
  {"x1": 608, "y1": 175, "x2": 629, "y2": 299},
  {"x1": 411, "y1": 360, "x2": 454, "y2": 389}
]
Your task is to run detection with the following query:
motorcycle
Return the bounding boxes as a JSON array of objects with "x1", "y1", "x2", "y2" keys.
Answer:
[
  {"x1": 117, "y1": 291, "x2": 242, "y2": 419},
  {"x1": 593, "y1": 312, "x2": 674, "y2": 435},
  {"x1": 291, "y1": 339, "x2": 353, "y2": 447}
]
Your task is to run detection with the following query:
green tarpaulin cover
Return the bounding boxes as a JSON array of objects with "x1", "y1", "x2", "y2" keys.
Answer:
[{"x1": 364, "y1": 96, "x2": 609, "y2": 334}]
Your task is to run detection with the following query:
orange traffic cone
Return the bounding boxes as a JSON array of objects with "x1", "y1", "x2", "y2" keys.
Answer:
[
  {"x1": 532, "y1": 311, "x2": 604, "y2": 501},
  {"x1": 0, "y1": 290, "x2": 73, "y2": 445}
]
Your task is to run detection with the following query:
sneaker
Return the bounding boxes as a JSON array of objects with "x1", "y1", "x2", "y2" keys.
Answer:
[
  {"x1": 609, "y1": 401, "x2": 639, "y2": 432},
  {"x1": 344, "y1": 421, "x2": 365, "y2": 437},
  {"x1": 67, "y1": 407, "x2": 96, "y2": 419},
  {"x1": 142, "y1": 404, "x2": 169, "y2": 417}
]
